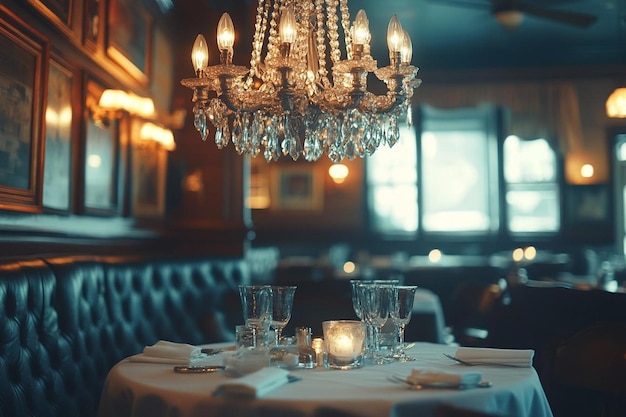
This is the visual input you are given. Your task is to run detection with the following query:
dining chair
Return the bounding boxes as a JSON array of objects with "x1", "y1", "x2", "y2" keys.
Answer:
[{"x1": 542, "y1": 321, "x2": 626, "y2": 417}]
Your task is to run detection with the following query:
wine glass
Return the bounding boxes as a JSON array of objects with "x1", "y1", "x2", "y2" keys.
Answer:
[
  {"x1": 238, "y1": 285, "x2": 272, "y2": 348},
  {"x1": 390, "y1": 285, "x2": 418, "y2": 361},
  {"x1": 270, "y1": 285, "x2": 297, "y2": 345},
  {"x1": 358, "y1": 283, "x2": 394, "y2": 365}
]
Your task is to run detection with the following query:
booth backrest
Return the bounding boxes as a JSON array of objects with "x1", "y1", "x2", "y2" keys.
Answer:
[{"x1": 0, "y1": 255, "x2": 248, "y2": 417}]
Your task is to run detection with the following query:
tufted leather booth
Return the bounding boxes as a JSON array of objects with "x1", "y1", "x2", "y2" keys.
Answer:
[{"x1": 0, "y1": 255, "x2": 248, "y2": 417}]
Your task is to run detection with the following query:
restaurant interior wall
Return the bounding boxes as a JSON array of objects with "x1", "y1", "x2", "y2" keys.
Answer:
[{"x1": 0, "y1": 0, "x2": 624, "y2": 263}]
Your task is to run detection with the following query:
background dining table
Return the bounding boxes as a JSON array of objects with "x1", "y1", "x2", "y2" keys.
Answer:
[{"x1": 97, "y1": 342, "x2": 553, "y2": 417}]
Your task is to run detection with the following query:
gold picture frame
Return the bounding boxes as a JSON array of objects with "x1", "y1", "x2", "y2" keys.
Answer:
[
  {"x1": 272, "y1": 166, "x2": 323, "y2": 211},
  {"x1": 106, "y1": 0, "x2": 151, "y2": 84},
  {"x1": 0, "y1": 7, "x2": 49, "y2": 213}
]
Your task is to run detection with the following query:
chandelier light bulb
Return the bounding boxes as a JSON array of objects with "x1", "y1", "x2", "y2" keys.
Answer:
[
  {"x1": 217, "y1": 13, "x2": 235, "y2": 53},
  {"x1": 279, "y1": 6, "x2": 297, "y2": 45},
  {"x1": 191, "y1": 34, "x2": 209, "y2": 74},
  {"x1": 352, "y1": 10, "x2": 371, "y2": 48},
  {"x1": 400, "y1": 29, "x2": 412, "y2": 64},
  {"x1": 387, "y1": 15, "x2": 403, "y2": 54}
]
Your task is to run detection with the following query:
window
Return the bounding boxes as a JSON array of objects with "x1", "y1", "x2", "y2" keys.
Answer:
[
  {"x1": 421, "y1": 106, "x2": 498, "y2": 234},
  {"x1": 504, "y1": 135, "x2": 560, "y2": 233},
  {"x1": 367, "y1": 105, "x2": 561, "y2": 239},
  {"x1": 366, "y1": 125, "x2": 418, "y2": 235}
]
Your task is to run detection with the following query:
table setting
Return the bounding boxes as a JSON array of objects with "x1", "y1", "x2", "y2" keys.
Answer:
[{"x1": 96, "y1": 282, "x2": 553, "y2": 417}]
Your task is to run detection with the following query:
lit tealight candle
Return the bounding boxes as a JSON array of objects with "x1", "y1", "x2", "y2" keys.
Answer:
[
  {"x1": 322, "y1": 320, "x2": 366, "y2": 369},
  {"x1": 333, "y1": 335, "x2": 355, "y2": 360}
]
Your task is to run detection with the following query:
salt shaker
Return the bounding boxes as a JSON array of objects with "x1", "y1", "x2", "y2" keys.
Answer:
[{"x1": 295, "y1": 327, "x2": 316, "y2": 369}]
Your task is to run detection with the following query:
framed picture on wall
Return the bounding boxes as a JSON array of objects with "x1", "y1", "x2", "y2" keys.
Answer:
[
  {"x1": 106, "y1": 0, "x2": 151, "y2": 84},
  {"x1": 83, "y1": 79, "x2": 119, "y2": 214},
  {"x1": 27, "y1": 0, "x2": 74, "y2": 37},
  {"x1": 43, "y1": 57, "x2": 74, "y2": 212},
  {"x1": 273, "y1": 166, "x2": 323, "y2": 211},
  {"x1": 567, "y1": 184, "x2": 610, "y2": 223},
  {"x1": 0, "y1": 7, "x2": 48, "y2": 213}
]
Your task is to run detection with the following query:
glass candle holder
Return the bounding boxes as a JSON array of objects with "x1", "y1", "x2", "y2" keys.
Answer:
[{"x1": 322, "y1": 320, "x2": 366, "y2": 370}]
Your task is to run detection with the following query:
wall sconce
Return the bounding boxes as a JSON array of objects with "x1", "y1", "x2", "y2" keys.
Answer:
[
  {"x1": 494, "y1": 10, "x2": 524, "y2": 29},
  {"x1": 606, "y1": 88, "x2": 626, "y2": 118},
  {"x1": 91, "y1": 89, "x2": 156, "y2": 126},
  {"x1": 328, "y1": 163, "x2": 349, "y2": 184},
  {"x1": 580, "y1": 163, "x2": 594, "y2": 179},
  {"x1": 98, "y1": 89, "x2": 155, "y2": 118},
  {"x1": 140, "y1": 122, "x2": 176, "y2": 151}
]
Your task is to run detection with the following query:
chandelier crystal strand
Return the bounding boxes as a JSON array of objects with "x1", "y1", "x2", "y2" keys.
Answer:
[{"x1": 181, "y1": 0, "x2": 420, "y2": 162}]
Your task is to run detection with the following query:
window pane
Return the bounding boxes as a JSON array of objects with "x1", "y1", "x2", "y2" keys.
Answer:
[
  {"x1": 504, "y1": 135, "x2": 556, "y2": 183},
  {"x1": 504, "y1": 135, "x2": 560, "y2": 234},
  {"x1": 421, "y1": 130, "x2": 492, "y2": 232},
  {"x1": 506, "y1": 187, "x2": 560, "y2": 232},
  {"x1": 367, "y1": 126, "x2": 417, "y2": 234},
  {"x1": 368, "y1": 185, "x2": 418, "y2": 233}
]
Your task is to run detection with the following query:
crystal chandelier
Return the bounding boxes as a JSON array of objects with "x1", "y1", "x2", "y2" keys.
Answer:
[{"x1": 180, "y1": 0, "x2": 421, "y2": 162}]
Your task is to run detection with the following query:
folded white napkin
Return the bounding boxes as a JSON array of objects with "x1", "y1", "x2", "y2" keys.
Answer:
[
  {"x1": 408, "y1": 368, "x2": 482, "y2": 386},
  {"x1": 128, "y1": 340, "x2": 210, "y2": 365},
  {"x1": 214, "y1": 367, "x2": 290, "y2": 398},
  {"x1": 222, "y1": 349, "x2": 271, "y2": 375},
  {"x1": 455, "y1": 347, "x2": 534, "y2": 367}
]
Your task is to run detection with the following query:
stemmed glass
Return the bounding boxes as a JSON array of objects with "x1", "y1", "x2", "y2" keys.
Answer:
[
  {"x1": 390, "y1": 285, "x2": 418, "y2": 361},
  {"x1": 238, "y1": 285, "x2": 272, "y2": 348},
  {"x1": 270, "y1": 285, "x2": 297, "y2": 345},
  {"x1": 358, "y1": 283, "x2": 394, "y2": 365}
]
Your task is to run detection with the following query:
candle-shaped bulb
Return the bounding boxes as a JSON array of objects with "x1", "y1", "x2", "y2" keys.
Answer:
[
  {"x1": 191, "y1": 34, "x2": 209, "y2": 74},
  {"x1": 387, "y1": 15, "x2": 403, "y2": 54},
  {"x1": 400, "y1": 29, "x2": 412, "y2": 64},
  {"x1": 217, "y1": 13, "x2": 235, "y2": 52},
  {"x1": 279, "y1": 6, "x2": 297, "y2": 45},
  {"x1": 352, "y1": 9, "x2": 371, "y2": 47}
]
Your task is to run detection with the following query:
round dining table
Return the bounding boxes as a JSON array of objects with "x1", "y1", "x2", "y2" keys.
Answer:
[{"x1": 97, "y1": 342, "x2": 553, "y2": 417}]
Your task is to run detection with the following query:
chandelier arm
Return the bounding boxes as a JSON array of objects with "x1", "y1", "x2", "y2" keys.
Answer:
[{"x1": 218, "y1": 75, "x2": 265, "y2": 113}]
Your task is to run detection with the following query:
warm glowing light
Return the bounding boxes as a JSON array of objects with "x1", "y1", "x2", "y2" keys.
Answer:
[
  {"x1": 512, "y1": 248, "x2": 524, "y2": 262},
  {"x1": 343, "y1": 261, "x2": 356, "y2": 274},
  {"x1": 217, "y1": 13, "x2": 235, "y2": 52},
  {"x1": 606, "y1": 88, "x2": 626, "y2": 118},
  {"x1": 524, "y1": 246, "x2": 537, "y2": 261},
  {"x1": 191, "y1": 34, "x2": 209, "y2": 73},
  {"x1": 386, "y1": 15, "x2": 403, "y2": 54},
  {"x1": 98, "y1": 90, "x2": 155, "y2": 118},
  {"x1": 87, "y1": 154, "x2": 102, "y2": 168},
  {"x1": 140, "y1": 122, "x2": 176, "y2": 150},
  {"x1": 352, "y1": 10, "x2": 371, "y2": 47},
  {"x1": 329, "y1": 163, "x2": 349, "y2": 184},
  {"x1": 279, "y1": 7, "x2": 297, "y2": 44},
  {"x1": 400, "y1": 29, "x2": 412, "y2": 64},
  {"x1": 182, "y1": 1, "x2": 420, "y2": 163},
  {"x1": 580, "y1": 164, "x2": 594, "y2": 178},
  {"x1": 428, "y1": 249, "x2": 442, "y2": 263}
]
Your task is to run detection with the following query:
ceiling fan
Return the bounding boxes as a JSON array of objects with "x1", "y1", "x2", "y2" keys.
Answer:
[{"x1": 433, "y1": 0, "x2": 598, "y2": 29}]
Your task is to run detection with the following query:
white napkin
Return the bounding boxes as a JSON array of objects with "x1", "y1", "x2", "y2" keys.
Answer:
[
  {"x1": 128, "y1": 340, "x2": 211, "y2": 365},
  {"x1": 408, "y1": 368, "x2": 482, "y2": 387},
  {"x1": 455, "y1": 347, "x2": 534, "y2": 367},
  {"x1": 214, "y1": 367, "x2": 290, "y2": 398},
  {"x1": 222, "y1": 349, "x2": 271, "y2": 375}
]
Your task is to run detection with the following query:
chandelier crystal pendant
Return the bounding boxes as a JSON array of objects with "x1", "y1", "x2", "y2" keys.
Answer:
[{"x1": 180, "y1": 0, "x2": 421, "y2": 162}]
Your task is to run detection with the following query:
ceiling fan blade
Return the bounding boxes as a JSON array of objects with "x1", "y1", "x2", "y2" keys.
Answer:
[
  {"x1": 515, "y1": 3, "x2": 597, "y2": 28},
  {"x1": 427, "y1": 0, "x2": 491, "y2": 11}
]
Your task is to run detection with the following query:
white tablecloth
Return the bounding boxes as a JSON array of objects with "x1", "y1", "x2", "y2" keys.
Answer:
[{"x1": 97, "y1": 343, "x2": 553, "y2": 417}]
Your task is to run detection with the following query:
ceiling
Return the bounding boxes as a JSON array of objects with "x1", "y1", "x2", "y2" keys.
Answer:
[
  {"x1": 346, "y1": 0, "x2": 626, "y2": 74},
  {"x1": 177, "y1": 0, "x2": 626, "y2": 78}
]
